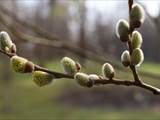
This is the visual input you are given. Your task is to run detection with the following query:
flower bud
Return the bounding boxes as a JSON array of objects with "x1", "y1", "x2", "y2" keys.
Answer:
[
  {"x1": 102, "y1": 63, "x2": 115, "y2": 79},
  {"x1": 33, "y1": 71, "x2": 54, "y2": 87},
  {"x1": 130, "y1": 4, "x2": 145, "y2": 28},
  {"x1": 10, "y1": 56, "x2": 34, "y2": 73},
  {"x1": 131, "y1": 31, "x2": 143, "y2": 49},
  {"x1": 89, "y1": 74, "x2": 99, "y2": 80},
  {"x1": 61, "y1": 57, "x2": 80, "y2": 75},
  {"x1": 74, "y1": 72, "x2": 93, "y2": 87},
  {"x1": 116, "y1": 19, "x2": 130, "y2": 42},
  {"x1": 10, "y1": 43, "x2": 17, "y2": 54},
  {"x1": 131, "y1": 48, "x2": 144, "y2": 66},
  {"x1": 75, "y1": 62, "x2": 81, "y2": 72},
  {"x1": 89, "y1": 74, "x2": 101, "y2": 86},
  {"x1": 0, "y1": 31, "x2": 13, "y2": 52},
  {"x1": 121, "y1": 50, "x2": 131, "y2": 67}
]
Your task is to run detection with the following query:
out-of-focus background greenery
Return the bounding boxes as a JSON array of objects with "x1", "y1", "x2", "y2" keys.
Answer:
[{"x1": 0, "y1": 0, "x2": 160, "y2": 119}]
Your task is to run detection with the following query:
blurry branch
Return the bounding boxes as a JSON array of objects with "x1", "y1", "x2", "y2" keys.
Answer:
[
  {"x1": 0, "y1": 9, "x2": 122, "y2": 68},
  {"x1": 78, "y1": 1, "x2": 87, "y2": 64},
  {"x1": 0, "y1": 5, "x2": 60, "y2": 41},
  {"x1": 0, "y1": 4, "x2": 160, "y2": 81}
]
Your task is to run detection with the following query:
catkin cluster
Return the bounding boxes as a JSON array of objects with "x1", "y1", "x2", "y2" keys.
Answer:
[
  {"x1": 0, "y1": 31, "x2": 54, "y2": 87},
  {"x1": 116, "y1": 3, "x2": 145, "y2": 67},
  {"x1": 61, "y1": 57, "x2": 115, "y2": 87},
  {"x1": 0, "y1": 31, "x2": 116, "y2": 87},
  {"x1": 0, "y1": 31, "x2": 114, "y2": 87},
  {"x1": 0, "y1": 1, "x2": 160, "y2": 95},
  {"x1": 0, "y1": 3, "x2": 145, "y2": 88}
]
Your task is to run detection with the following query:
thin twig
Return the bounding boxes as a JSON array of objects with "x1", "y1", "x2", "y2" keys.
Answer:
[
  {"x1": 0, "y1": 49, "x2": 14, "y2": 58},
  {"x1": 0, "y1": 0, "x2": 160, "y2": 95},
  {"x1": 128, "y1": 0, "x2": 142, "y2": 84},
  {"x1": 94, "y1": 79, "x2": 160, "y2": 95},
  {"x1": 34, "y1": 65, "x2": 73, "y2": 79},
  {"x1": 0, "y1": 49, "x2": 160, "y2": 95}
]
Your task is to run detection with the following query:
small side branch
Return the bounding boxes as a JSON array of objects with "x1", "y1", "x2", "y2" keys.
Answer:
[
  {"x1": 34, "y1": 65, "x2": 74, "y2": 79},
  {"x1": 127, "y1": 0, "x2": 142, "y2": 84},
  {"x1": 0, "y1": 49, "x2": 14, "y2": 58},
  {"x1": 94, "y1": 79, "x2": 160, "y2": 95}
]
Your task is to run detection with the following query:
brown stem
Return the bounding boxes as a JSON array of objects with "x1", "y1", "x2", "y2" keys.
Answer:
[
  {"x1": 0, "y1": 49, "x2": 15, "y2": 58},
  {"x1": 127, "y1": 40, "x2": 133, "y2": 54},
  {"x1": 94, "y1": 79, "x2": 160, "y2": 95},
  {"x1": 0, "y1": 0, "x2": 159, "y2": 95},
  {"x1": 130, "y1": 65, "x2": 142, "y2": 84},
  {"x1": 34, "y1": 65, "x2": 73, "y2": 79},
  {"x1": 128, "y1": 0, "x2": 133, "y2": 13},
  {"x1": 127, "y1": 0, "x2": 142, "y2": 84},
  {"x1": 0, "y1": 48, "x2": 160, "y2": 95}
]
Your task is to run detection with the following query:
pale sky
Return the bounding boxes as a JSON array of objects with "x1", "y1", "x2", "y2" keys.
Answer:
[
  {"x1": 86, "y1": 0, "x2": 160, "y2": 17},
  {"x1": 21, "y1": 0, "x2": 160, "y2": 18},
  {"x1": 85, "y1": 0, "x2": 160, "y2": 32},
  {"x1": 140, "y1": 1, "x2": 160, "y2": 17},
  {"x1": 15, "y1": 0, "x2": 160, "y2": 42}
]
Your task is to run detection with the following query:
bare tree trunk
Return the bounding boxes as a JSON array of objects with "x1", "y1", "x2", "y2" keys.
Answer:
[{"x1": 78, "y1": 1, "x2": 86, "y2": 65}]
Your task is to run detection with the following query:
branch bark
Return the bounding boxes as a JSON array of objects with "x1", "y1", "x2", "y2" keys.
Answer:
[
  {"x1": 0, "y1": 49, "x2": 160, "y2": 95},
  {"x1": 0, "y1": 0, "x2": 160, "y2": 95},
  {"x1": 0, "y1": 5, "x2": 160, "y2": 81},
  {"x1": 128, "y1": 0, "x2": 142, "y2": 84}
]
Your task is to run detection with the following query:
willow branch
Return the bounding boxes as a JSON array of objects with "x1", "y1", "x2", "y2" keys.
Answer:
[
  {"x1": 0, "y1": 49, "x2": 14, "y2": 58},
  {"x1": 0, "y1": 49, "x2": 160, "y2": 95},
  {"x1": 94, "y1": 79, "x2": 160, "y2": 95},
  {"x1": 128, "y1": 0, "x2": 142, "y2": 84},
  {"x1": 0, "y1": 0, "x2": 160, "y2": 95},
  {"x1": 0, "y1": 6, "x2": 160, "y2": 80},
  {"x1": 34, "y1": 65, "x2": 73, "y2": 79}
]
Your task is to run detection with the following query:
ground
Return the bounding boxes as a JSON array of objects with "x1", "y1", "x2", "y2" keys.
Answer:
[{"x1": 0, "y1": 59, "x2": 160, "y2": 120}]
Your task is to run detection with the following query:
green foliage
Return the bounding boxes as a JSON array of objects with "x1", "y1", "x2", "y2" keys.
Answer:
[
  {"x1": 0, "y1": 63, "x2": 160, "y2": 119},
  {"x1": 140, "y1": 62, "x2": 160, "y2": 74}
]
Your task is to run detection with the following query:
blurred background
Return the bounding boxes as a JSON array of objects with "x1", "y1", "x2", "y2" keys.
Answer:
[{"x1": 0, "y1": 0, "x2": 160, "y2": 119}]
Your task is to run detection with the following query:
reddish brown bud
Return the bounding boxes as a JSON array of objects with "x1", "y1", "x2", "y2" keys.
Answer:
[
  {"x1": 75, "y1": 62, "x2": 81, "y2": 72},
  {"x1": 10, "y1": 43, "x2": 17, "y2": 54},
  {"x1": 24, "y1": 61, "x2": 35, "y2": 73}
]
